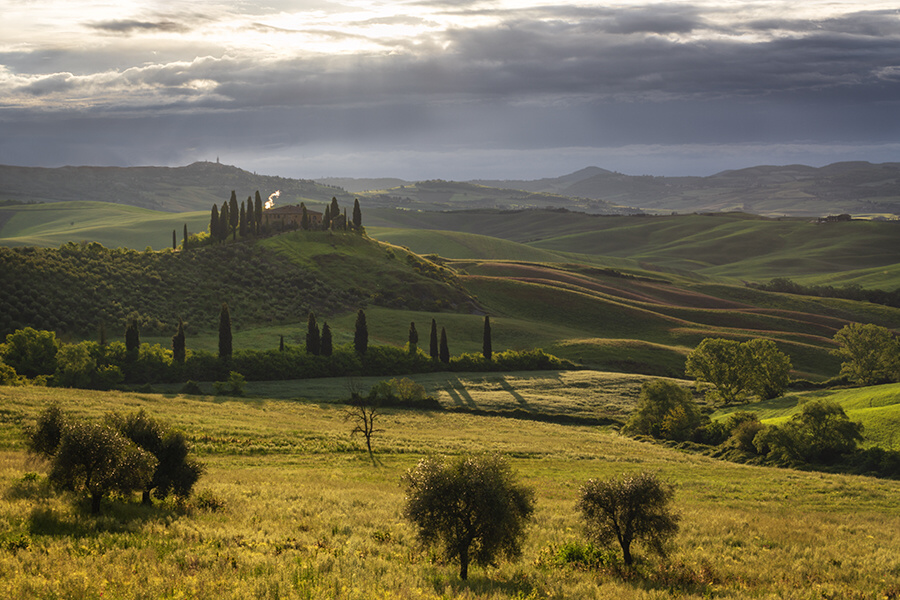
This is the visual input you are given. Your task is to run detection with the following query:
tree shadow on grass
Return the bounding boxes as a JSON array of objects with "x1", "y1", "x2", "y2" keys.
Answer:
[
  {"x1": 429, "y1": 570, "x2": 538, "y2": 599},
  {"x1": 27, "y1": 499, "x2": 185, "y2": 538}
]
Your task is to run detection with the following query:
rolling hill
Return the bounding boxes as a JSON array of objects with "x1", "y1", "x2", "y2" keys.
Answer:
[
  {"x1": 471, "y1": 161, "x2": 900, "y2": 217},
  {"x1": 366, "y1": 209, "x2": 900, "y2": 290},
  {"x1": 0, "y1": 161, "x2": 353, "y2": 212}
]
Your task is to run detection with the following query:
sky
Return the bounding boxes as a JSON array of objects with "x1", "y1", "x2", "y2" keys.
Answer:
[{"x1": 1, "y1": 0, "x2": 899, "y2": 180}]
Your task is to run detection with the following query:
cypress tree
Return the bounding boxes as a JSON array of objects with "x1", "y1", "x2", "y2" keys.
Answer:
[
  {"x1": 183, "y1": 223, "x2": 188, "y2": 248},
  {"x1": 229, "y1": 190, "x2": 239, "y2": 240},
  {"x1": 352, "y1": 198, "x2": 362, "y2": 229},
  {"x1": 172, "y1": 318, "x2": 186, "y2": 364},
  {"x1": 439, "y1": 327, "x2": 450, "y2": 364},
  {"x1": 321, "y1": 322, "x2": 333, "y2": 357},
  {"x1": 172, "y1": 229, "x2": 177, "y2": 250},
  {"x1": 219, "y1": 202, "x2": 229, "y2": 243},
  {"x1": 323, "y1": 205, "x2": 331, "y2": 230},
  {"x1": 408, "y1": 322, "x2": 419, "y2": 355},
  {"x1": 246, "y1": 195, "x2": 255, "y2": 236},
  {"x1": 306, "y1": 312, "x2": 320, "y2": 355},
  {"x1": 429, "y1": 318, "x2": 439, "y2": 360},
  {"x1": 98, "y1": 322, "x2": 107, "y2": 347},
  {"x1": 210, "y1": 204, "x2": 220, "y2": 240},
  {"x1": 279, "y1": 335, "x2": 284, "y2": 352},
  {"x1": 218, "y1": 303, "x2": 232, "y2": 361},
  {"x1": 343, "y1": 208, "x2": 348, "y2": 231},
  {"x1": 239, "y1": 200, "x2": 248, "y2": 237},
  {"x1": 254, "y1": 192, "x2": 263, "y2": 235},
  {"x1": 125, "y1": 317, "x2": 140, "y2": 355},
  {"x1": 482, "y1": 315, "x2": 492, "y2": 361},
  {"x1": 301, "y1": 203, "x2": 309, "y2": 230},
  {"x1": 330, "y1": 197, "x2": 340, "y2": 223},
  {"x1": 354, "y1": 309, "x2": 368, "y2": 355}
]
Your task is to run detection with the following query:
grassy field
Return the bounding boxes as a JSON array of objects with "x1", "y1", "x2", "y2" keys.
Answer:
[{"x1": 2, "y1": 384, "x2": 900, "y2": 599}]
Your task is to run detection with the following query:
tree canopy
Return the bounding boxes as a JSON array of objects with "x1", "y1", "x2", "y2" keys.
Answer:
[
  {"x1": 685, "y1": 337, "x2": 792, "y2": 404},
  {"x1": 832, "y1": 323, "x2": 900, "y2": 385}
]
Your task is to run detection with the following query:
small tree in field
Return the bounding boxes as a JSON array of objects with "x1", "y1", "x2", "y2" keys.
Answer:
[
  {"x1": 482, "y1": 315, "x2": 492, "y2": 361},
  {"x1": 345, "y1": 394, "x2": 380, "y2": 465},
  {"x1": 354, "y1": 309, "x2": 368, "y2": 355},
  {"x1": 429, "y1": 318, "x2": 439, "y2": 360},
  {"x1": 439, "y1": 327, "x2": 450, "y2": 364},
  {"x1": 306, "y1": 312, "x2": 320, "y2": 355},
  {"x1": 408, "y1": 322, "x2": 418, "y2": 355},
  {"x1": 402, "y1": 454, "x2": 535, "y2": 580},
  {"x1": 218, "y1": 303, "x2": 232, "y2": 361},
  {"x1": 578, "y1": 471, "x2": 679, "y2": 566},
  {"x1": 172, "y1": 318, "x2": 186, "y2": 364},
  {"x1": 321, "y1": 322, "x2": 333, "y2": 356},
  {"x1": 47, "y1": 420, "x2": 156, "y2": 514}
]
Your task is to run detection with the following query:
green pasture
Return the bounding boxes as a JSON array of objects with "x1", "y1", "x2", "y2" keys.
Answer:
[
  {"x1": 714, "y1": 383, "x2": 900, "y2": 450},
  {"x1": 0, "y1": 202, "x2": 209, "y2": 250},
  {"x1": 2, "y1": 384, "x2": 899, "y2": 599}
]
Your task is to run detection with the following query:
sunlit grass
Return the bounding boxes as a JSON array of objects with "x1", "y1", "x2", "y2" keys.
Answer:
[{"x1": 2, "y1": 384, "x2": 900, "y2": 598}]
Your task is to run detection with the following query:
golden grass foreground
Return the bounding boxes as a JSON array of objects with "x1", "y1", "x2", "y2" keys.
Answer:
[{"x1": 1, "y1": 384, "x2": 899, "y2": 599}]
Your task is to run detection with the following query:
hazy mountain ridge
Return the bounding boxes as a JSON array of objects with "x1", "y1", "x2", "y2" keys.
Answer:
[{"x1": 2, "y1": 161, "x2": 899, "y2": 217}]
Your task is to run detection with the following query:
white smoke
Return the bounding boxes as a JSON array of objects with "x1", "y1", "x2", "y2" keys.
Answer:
[{"x1": 265, "y1": 190, "x2": 280, "y2": 210}]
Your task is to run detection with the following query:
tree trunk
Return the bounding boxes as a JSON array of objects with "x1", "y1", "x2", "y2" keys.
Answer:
[
  {"x1": 622, "y1": 542, "x2": 633, "y2": 565},
  {"x1": 459, "y1": 545, "x2": 469, "y2": 580},
  {"x1": 91, "y1": 493, "x2": 102, "y2": 515},
  {"x1": 142, "y1": 489, "x2": 152, "y2": 505}
]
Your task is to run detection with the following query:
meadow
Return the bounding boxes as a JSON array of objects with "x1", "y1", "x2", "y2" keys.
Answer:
[{"x1": 2, "y1": 384, "x2": 899, "y2": 599}]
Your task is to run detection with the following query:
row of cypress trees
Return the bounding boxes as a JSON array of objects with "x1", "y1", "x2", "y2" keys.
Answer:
[{"x1": 408, "y1": 316, "x2": 492, "y2": 364}]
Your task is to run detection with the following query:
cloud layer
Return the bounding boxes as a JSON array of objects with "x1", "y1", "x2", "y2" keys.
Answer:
[{"x1": 1, "y1": 1, "x2": 898, "y2": 178}]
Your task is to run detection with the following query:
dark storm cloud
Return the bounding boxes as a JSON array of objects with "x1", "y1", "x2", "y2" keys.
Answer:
[
  {"x1": 2, "y1": 2, "x2": 899, "y2": 177},
  {"x1": 88, "y1": 19, "x2": 191, "y2": 35}
]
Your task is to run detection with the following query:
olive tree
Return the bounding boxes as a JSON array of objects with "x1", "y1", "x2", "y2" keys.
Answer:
[
  {"x1": 48, "y1": 420, "x2": 156, "y2": 514},
  {"x1": 578, "y1": 471, "x2": 679, "y2": 566},
  {"x1": 110, "y1": 410, "x2": 204, "y2": 504},
  {"x1": 402, "y1": 454, "x2": 535, "y2": 580}
]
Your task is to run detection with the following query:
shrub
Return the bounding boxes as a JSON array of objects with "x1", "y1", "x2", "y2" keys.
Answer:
[
  {"x1": 402, "y1": 454, "x2": 535, "y2": 580},
  {"x1": 624, "y1": 380, "x2": 701, "y2": 442},
  {"x1": 214, "y1": 371, "x2": 245, "y2": 396}
]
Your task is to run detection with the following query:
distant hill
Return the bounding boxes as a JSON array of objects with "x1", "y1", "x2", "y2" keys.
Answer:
[
  {"x1": 357, "y1": 179, "x2": 634, "y2": 214},
  {"x1": 4, "y1": 160, "x2": 898, "y2": 216},
  {"x1": 0, "y1": 161, "x2": 353, "y2": 212},
  {"x1": 474, "y1": 162, "x2": 900, "y2": 217}
]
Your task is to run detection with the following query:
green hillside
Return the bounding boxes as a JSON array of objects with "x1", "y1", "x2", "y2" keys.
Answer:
[
  {"x1": 365, "y1": 209, "x2": 900, "y2": 289},
  {"x1": 714, "y1": 383, "x2": 900, "y2": 450},
  {"x1": 0, "y1": 201, "x2": 210, "y2": 250},
  {"x1": 0, "y1": 231, "x2": 471, "y2": 338}
]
